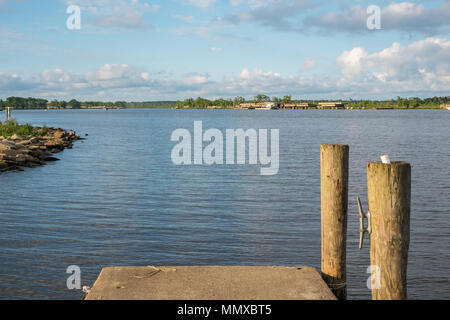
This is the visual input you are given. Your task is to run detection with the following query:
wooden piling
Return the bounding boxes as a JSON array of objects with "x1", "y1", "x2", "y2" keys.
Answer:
[
  {"x1": 367, "y1": 161, "x2": 411, "y2": 300},
  {"x1": 320, "y1": 144, "x2": 349, "y2": 300}
]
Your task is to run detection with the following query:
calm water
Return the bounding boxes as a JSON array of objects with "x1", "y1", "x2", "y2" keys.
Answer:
[{"x1": 0, "y1": 109, "x2": 449, "y2": 300}]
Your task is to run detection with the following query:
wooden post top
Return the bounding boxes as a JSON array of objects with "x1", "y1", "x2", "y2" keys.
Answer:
[
  {"x1": 368, "y1": 161, "x2": 410, "y2": 166},
  {"x1": 321, "y1": 144, "x2": 349, "y2": 148}
]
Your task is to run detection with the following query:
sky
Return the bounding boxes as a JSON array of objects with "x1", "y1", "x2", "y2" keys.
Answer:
[{"x1": 0, "y1": 0, "x2": 449, "y2": 101}]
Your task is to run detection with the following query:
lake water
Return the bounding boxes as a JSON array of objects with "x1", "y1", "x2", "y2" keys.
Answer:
[{"x1": 0, "y1": 109, "x2": 449, "y2": 300}]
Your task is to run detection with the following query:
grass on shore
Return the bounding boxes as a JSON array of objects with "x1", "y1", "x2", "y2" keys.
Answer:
[{"x1": 0, "y1": 119, "x2": 48, "y2": 139}]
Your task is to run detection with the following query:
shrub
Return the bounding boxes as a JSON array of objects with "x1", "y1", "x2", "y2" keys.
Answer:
[{"x1": 0, "y1": 119, "x2": 40, "y2": 138}]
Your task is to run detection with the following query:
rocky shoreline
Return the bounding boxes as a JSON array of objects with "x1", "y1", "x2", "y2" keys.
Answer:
[{"x1": 0, "y1": 127, "x2": 81, "y2": 173}]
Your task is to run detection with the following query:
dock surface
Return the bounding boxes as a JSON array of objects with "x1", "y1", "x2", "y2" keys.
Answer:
[{"x1": 85, "y1": 266, "x2": 336, "y2": 300}]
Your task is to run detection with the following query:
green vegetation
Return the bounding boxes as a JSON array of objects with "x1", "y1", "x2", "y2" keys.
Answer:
[
  {"x1": 175, "y1": 95, "x2": 449, "y2": 109},
  {"x1": 0, "y1": 97, "x2": 177, "y2": 110},
  {"x1": 0, "y1": 119, "x2": 48, "y2": 138},
  {"x1": 0, "y1": 95, "x2": 448, "y2": 110},
  {"x1": 125, "y1": 101, "x2": 176, "y2": 108},
  {"x1": 254, "y1": 94, "x2": 271, "y2": 103},
  {"x1": 175, "y1": 97, "x2": 235, "y2": 108},
  {"x1": 0, "y1": 97, "x2": 48, "y2": 109},
  {"x1": 48, "y1": 99, "x2": 67, "y2": 109},
  {"x1": 346, "y1": 96, "x2": 450, "y2": 109},
  {"x1": 281, "y1": 95, "x2": 292, "y2": 104}
]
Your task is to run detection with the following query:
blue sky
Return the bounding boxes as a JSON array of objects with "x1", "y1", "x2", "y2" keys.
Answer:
[{"x1": 0, "y1": 0, "x2": 449, "y2": 101}]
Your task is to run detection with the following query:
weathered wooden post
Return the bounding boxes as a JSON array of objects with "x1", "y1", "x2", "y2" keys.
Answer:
[
  {"x1": 367, "y1": 161, "x2": 411, "y2": 300},
  {"x1": 321, "y1": 144, "x2": 348, "y2": 300},
  {"x1": 6, "y1": 107, "x2": 11, "y2": 121}
]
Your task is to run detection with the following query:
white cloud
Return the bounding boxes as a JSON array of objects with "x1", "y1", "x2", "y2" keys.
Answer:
[
  {"x1": 338, "y1": 37, "x2": 450, "y2": 83},
  {"x1": 300, "y1": 58, "x2": 317, "y2": 71},
  {"x1": 303, "y1": 1, "x2": 450, "y2": 35},
  {"x1": 335, "y1": 37, "x2": 450, "y2": 96},
  {"x1": 184, "y1": 73, "x2": 210, "y2": 85},
  {"x1": 215, "y1": 1, "x2": 450, "y2": 36},
  {"x1": 337, "y1": 47, "x2": 368, "y2": 79},
  {"x1": 221, "y1": 0, "x2": 314, "y2": 32},
  {"x1": 180, "y1": 0, "x2": 217, "y2": 8},
  {"x1": 1, "y1": 38, "x2": 449, "y2": 100},
  {"x1": 229, "y1": 0, "x2": 243, "y2": 7},
  {"x1": 0, "y1": 72, "x2": 37, "y2": 91}
]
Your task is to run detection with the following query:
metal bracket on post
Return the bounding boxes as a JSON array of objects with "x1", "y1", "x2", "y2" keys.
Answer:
[{"x1": 357, "y1": 197, "x2": 371, "y2": 249}]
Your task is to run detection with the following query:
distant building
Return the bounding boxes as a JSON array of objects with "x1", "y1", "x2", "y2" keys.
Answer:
[
  {"x1": 298, "y1": 102, "x2": 317, "y2": 108},
  {"x1": 279, "y1": 102, "x2": 317, "y2": 109},
  {"x1": 318, "y1": 102, "x2": 345, "y2": 109},
  {"x1": 265, "y1": 102, "x2": 280, "y2": 109},
  {"x1": 239, "y1": 103, "x2": 255, "y2": 109},
  {"x1": 240, "y1": 102, "x2": 319, "y2": 110},
  {"x1": 440, "y1": 104, "x2": 450, "y2": 110},
  {"x1": 239, "y1": 102, "x2": 280, "y2": 109}
]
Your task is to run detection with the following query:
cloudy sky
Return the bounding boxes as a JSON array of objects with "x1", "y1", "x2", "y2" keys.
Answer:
[{"x1": 0, "y1": 0, "x2": 449, "y2": 101}]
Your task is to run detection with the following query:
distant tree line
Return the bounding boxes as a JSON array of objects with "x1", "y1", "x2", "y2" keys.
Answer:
[
  {"x1": 126, "y1": 101, "x2": 175, "y2": 108},
  {"x1": 175, "y1": 95, "x2": 332, "y2": 108},
  {"x1": 346, "y1": 96, "x2": 450, "y2": 109},
  {"x1": 0, "y1": 97, "x2": 48, "y2": 109},
  {"x1": 0, "y1": 95, "x2": 448, "y2": 110},
  {"x1": 0, "y1": 97, "x2": 175, "y2": 109},
  {"x1": 176, "y1": 97, "x2": 235, "y2": 108},
  {"x1": 176, "y1": 95, "x2": 450, "y2": 109}
]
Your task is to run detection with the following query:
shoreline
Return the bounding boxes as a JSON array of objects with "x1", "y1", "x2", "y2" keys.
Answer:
[
  {"x1": 2, "y1": 106, "x2": 445, "y2": 111},
  {"x1": 0, "y1": 127, "x2": 81, "y2": 173}
]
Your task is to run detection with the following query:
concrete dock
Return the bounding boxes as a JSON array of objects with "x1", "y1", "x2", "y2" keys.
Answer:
[{"x1": 85, "y1": 266, "x2": 336, "y2": 300}]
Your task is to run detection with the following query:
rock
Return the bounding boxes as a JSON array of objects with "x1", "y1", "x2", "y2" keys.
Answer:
[
  {"x1": 15, "y1": 153, "x2": 42, "y2": 167},
  {"x1": 28, "y1": 137, "x2": 43, "y2": 144},
  {"x1": 16, "y1": 138, "x2": 42, "y2": 147},
  {"x1": 68, "y1": 132, "x2": 78, "y2": 141},
  {"x1": 0, "y1": 125, "x2": 80, "y2": 174},
  {"x1": 0, "y1": 141, "x2": 17, "y2": 151},
  {"x1": 29, "y1": 149, "x2": 49, "y2": 159},
  {"x1": 10, "y1": 134, "x2": 24, "y2": 140},
  {"x1": 44, "y1": 156, "x2": 60, "y2": 162},
  {"x1": 44, "y1": 139, "x2": 64, "y2": 150},
  {"x1": 53, "y1": 130, "x2": 67, "y2": 139}
]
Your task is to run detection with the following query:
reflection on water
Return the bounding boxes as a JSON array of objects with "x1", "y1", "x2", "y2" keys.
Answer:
[{"x1": 0, "y1": 109, "x2": 449, "y2": 299}]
